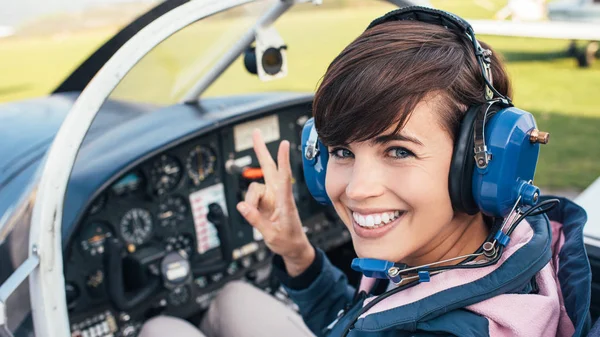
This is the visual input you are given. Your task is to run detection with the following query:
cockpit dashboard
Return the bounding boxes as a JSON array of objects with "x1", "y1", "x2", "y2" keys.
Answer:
[{"x1": 56, "y1": 93, "x2": 351, "y2": 337}]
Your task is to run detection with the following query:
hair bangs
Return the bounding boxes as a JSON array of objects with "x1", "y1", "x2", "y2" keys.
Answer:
[
  {"x1": 313, "y1": 20, "x2": 512, "y2": 148},
  {"x1": 313, "y1": 57, "x2": 424, "y2": 147}
]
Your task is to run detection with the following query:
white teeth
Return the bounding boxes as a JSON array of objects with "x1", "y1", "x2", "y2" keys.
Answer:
[{"x1": 352, "y1": 210, "x2": 403, "y2": 228}]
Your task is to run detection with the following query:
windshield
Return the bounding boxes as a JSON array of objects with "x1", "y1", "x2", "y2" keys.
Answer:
[
  {"x1": 109, "y1": 1, "x2": 275, "y2": 105},
  {"x1": 109, "y1": 0, "x2": 398, "y2": 105}
]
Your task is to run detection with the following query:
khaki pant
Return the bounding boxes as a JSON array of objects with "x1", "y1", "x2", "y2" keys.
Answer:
[{"x1": 138, "y1": 281, "x2": 315, "y2": 337}]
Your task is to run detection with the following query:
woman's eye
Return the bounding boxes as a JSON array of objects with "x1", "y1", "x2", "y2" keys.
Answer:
[
  {"x1": 329, "y1": 148, "x2": 353, "y2": 158},
  {"x1": 387, "y1": 147, "x2": 414, "y2": 159}
]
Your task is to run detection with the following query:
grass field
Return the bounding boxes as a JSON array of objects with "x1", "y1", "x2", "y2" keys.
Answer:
[{"x1": 0, "y1": 1, "x2": 598, "y2": 190}]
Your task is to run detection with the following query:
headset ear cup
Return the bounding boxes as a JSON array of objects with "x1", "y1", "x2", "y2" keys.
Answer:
[
  {"x1": 449, "y1": 105, "x2": 481, "y2": 215},
  {"x1": 301, "y1": 118, "x2": 331, "y2": 205}
]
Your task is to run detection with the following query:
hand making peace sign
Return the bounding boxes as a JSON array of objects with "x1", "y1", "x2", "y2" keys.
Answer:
[{"x1": 236, "y1": 130, "x2": 315, "y2": 277}]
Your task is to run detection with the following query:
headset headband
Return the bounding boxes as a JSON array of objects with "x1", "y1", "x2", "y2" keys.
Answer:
[
  {"x1": 366, "y1": 6, "x2": 512, "y2": 169},
  {"x1": 367, "y1": 6, "x2": 472, "y2": 32},
  {"x1": 367, "y1": 6, "x2": 511, "y2": 106}
]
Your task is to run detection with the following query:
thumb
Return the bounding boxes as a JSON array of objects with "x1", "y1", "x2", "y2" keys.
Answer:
[{"x1": 237, "y1": 201, "x2": 266, "y2": 232}]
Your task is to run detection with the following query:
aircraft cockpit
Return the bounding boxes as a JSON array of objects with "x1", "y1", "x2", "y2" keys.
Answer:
[
  {"x1": 0, "y1": 1, "x2": 382, "y2": 336},
  {"x1": 1, "y1": 1, "x2": 599, "y2": 337}
]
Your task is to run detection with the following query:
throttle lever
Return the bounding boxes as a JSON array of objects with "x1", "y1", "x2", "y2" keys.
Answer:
[
  {"x1": 193, "y1": 203, "x2": 233, "y2": 275},
  {"x1": 207, "y1": 203, "x2": 233, "y2": 264}
]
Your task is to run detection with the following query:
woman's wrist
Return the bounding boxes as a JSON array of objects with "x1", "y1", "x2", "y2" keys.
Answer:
[{"x1": 282, "y1": 241, "x2": 316, "y2": 277}]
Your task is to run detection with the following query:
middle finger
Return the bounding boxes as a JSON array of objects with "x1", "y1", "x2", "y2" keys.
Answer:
[{"x1": 252, "y1": 130, "x2": 278, "y2": 184}]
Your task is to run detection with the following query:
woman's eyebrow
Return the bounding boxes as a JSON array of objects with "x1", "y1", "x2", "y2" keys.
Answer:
[{"x1": 372, "y1": 133, "x2": 423, "y2": 146}]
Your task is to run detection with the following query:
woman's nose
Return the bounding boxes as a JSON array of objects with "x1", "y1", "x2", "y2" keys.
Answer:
[{"x1": 344, "y1": 161, "x2": 385, "y2": 201}]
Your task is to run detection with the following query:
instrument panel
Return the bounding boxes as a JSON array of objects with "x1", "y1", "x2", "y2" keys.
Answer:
[{"x1": 63, "y1": 103, "x2": 351, "y2": 337}]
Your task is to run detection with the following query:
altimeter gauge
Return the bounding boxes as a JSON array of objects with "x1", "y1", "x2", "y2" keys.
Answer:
[{"x1": 186, "y1": 146, "x2": 216, "y2": 185}]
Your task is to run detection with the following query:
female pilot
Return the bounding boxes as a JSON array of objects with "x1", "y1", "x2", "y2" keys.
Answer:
[{"x1": 140, "y1": 7, "x2": 591, "y2": 337}]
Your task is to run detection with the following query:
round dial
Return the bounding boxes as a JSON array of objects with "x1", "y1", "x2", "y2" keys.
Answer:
[
  {"x1": 120, "y1": 208, "x2": 153, "y2": 245},
  {"x1": 186, "y1": 146, "x2": 216, "y2": 185},
  {"x1": 80, "y1": 222, "x2": 113, "y2": 257},
  {"x1": 165, "y1": 234, "x2": 194, "y2": 258},
  {"x1": 158, "y1": 196, "x2": 188, "y2": 227},
  {"x1": 150, "y1": 155, "x2": 182, "y2": 195}
]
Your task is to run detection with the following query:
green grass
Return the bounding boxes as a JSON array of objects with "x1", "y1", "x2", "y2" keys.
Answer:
[
  {"x1": 533, "y1": 111, "x2": 600, "y2": 189},
  {"x1": 0, "y1": 1, "x2": 598, "y2": 190},
  {"x1": 0, "y1": 28, "x2": 115, "y2": 101}
]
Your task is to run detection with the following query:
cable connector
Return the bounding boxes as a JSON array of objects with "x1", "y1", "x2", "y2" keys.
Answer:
[
  {"x1": 494, "y1": 230, "x2": 510, "y2": 247},
  {"x1": 418, "y1": 271, "x2": 431, "y2": 283}
]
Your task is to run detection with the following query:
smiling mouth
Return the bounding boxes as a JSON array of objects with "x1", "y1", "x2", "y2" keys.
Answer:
[
  {"x1": 352, "y1": 210, "x2": 405, "y2": 229},
  {"x1": 350, "y1": 210, "x2": 406, "y2": 239}
]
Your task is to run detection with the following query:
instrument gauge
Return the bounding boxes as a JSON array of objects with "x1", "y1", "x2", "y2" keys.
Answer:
[
  {"x1": 80, "y1": 222, "x2": 113, "y2": 257},
  {"x1": 165, "y1": 234, "x2": 194, "y2": 258},
  {"x1": 120, "y1": 208, "x2": 153, "y2": 245},
  {"x1": 186, "y1": 146, "x2": 216, "y2": 185},
  {"x1": 111, "y1": 172, "x2": 143, "y2": 196},
  {"x1": 150, "y1": 155, "x2": 182, "y2": 195},
  {"x1": 158, "y1": 195, "x2": 188, "y2": 227}
]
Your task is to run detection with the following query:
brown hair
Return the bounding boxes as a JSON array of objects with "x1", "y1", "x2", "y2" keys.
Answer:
[{"x1": 312, "y1": 20, "x2": 511, "y2": 146}]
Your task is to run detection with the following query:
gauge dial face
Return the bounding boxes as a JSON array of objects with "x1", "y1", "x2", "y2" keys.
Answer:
[
  {"x1": 80, "y1": 222, "x2": 113, "y2": 257},
  {"x1": 120, "y1": 208, "x2": 153, "y2": 245},
  {"x1": 150, "y1": 155, "x2": 182, "y2": 195},
  {"x1": 112, "y1": 172, "x2": 143, "y2": 196},
  {"x1": 158, "y1": 196, "x2": 188, "y2": 227},
  {"x1": 165, "y1": 234, "x2": 194, "y2": 258},
  {"x1": 186, "y1": 146, "x2": 216, "y2": 185}
]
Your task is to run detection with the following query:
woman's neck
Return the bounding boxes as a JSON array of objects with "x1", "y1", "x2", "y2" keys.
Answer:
[{"x1": 402, "y1": 213, "x2": 490, "y2": 268}]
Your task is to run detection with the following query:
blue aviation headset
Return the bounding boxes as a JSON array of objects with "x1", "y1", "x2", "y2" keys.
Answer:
[
  {"x1": 302, "y1": 6, "x2": 548, "y2": 218},
  {"x1": 300, "y1": 7, "x2": 557, "y2": 336},
  {"x1": 301, "y1": 6, "x2": 555, "y2": 286}
]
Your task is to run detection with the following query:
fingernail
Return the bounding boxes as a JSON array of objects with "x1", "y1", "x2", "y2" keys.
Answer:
[{"x1": 237, "y1": 203, "x2": 248, "y2": 215}]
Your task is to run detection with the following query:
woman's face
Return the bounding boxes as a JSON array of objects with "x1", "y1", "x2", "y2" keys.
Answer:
[{"x1": 325, "y1": 97, "x2": 480, "y2": 265}]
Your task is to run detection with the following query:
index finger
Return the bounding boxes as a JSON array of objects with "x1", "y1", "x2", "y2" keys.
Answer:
[
  {"x1": 252, "y1": 129, "x2": 277, "y2": 182},
  {"x1": 276, "y1": 140, "x2": 295, "y2": 209}
]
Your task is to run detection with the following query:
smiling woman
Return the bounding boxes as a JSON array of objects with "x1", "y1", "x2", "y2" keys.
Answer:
[
  {"x1": 142, "y1": 5, "x2": 592, "y2": 337},
  {"x1": 281, "y1": 8, "x2": 590, "y2": 336},
  {"x1": 323, "y1": 97, "x2": 489, "y2": 265},
  {"x1": 311, "y1": 19, "x2": 509, "y2": 265}
]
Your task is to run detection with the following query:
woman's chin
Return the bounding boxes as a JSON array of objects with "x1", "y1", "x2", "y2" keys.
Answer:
[
  {"x1": 352, "y1": 240, "x2": 407, "y2": 262},
  {"x1": 350, "y1": 213, "x2": 410, "y2": 261}
]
